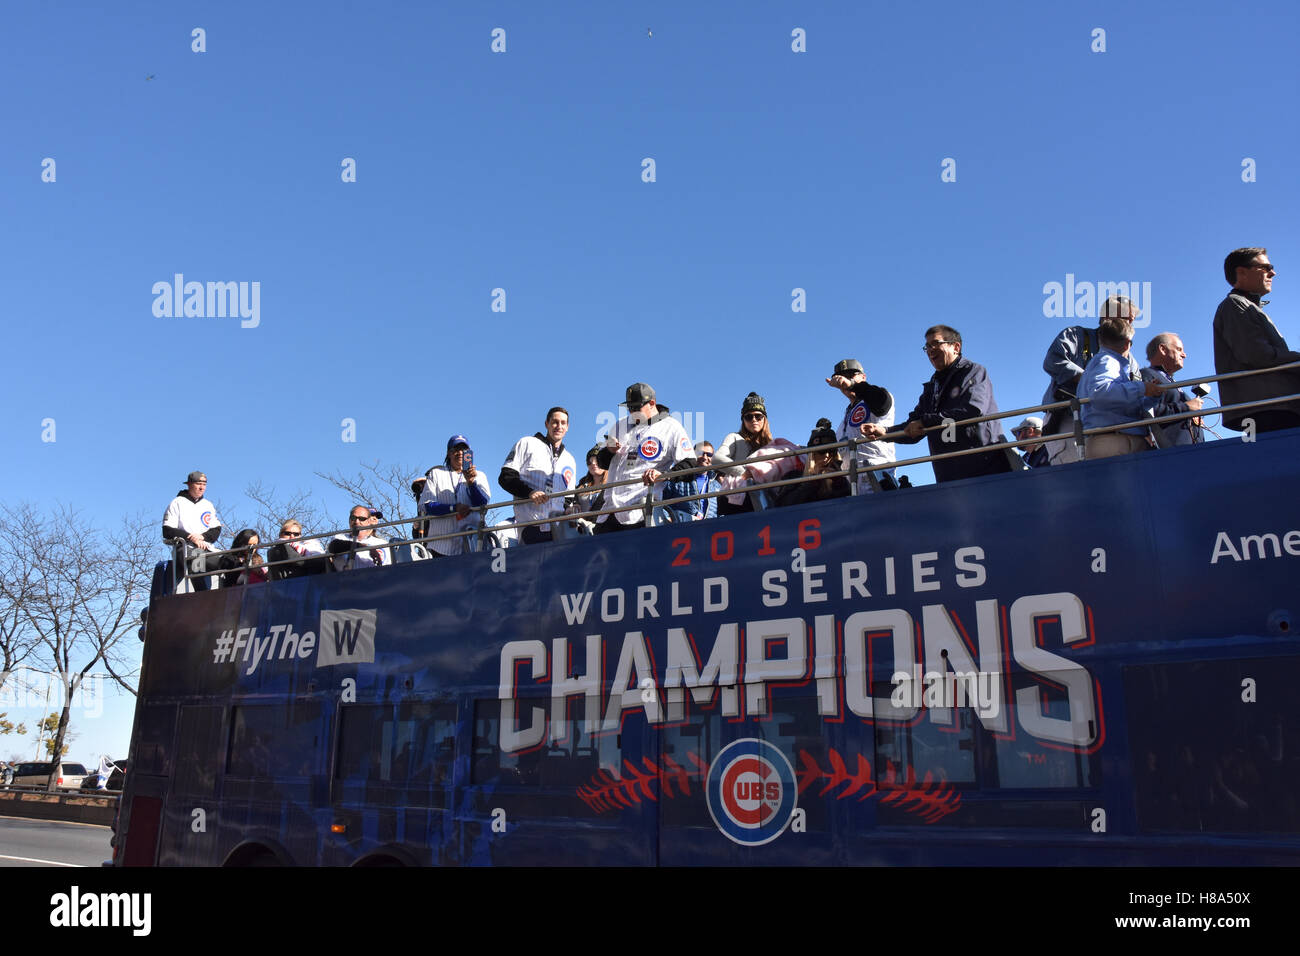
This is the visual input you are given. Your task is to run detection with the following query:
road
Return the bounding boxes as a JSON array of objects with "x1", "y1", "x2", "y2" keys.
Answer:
[{"x1": 0, "y1": 816, "x2": 112, "y2": 867}]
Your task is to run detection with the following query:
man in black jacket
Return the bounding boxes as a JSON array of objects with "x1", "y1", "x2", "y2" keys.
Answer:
[
  {"x1": 1213, "y1": 247, "x2": 1300, "y2": 432},
  {"x1": 862, "y1": 326, "x2": 1013, "y2": 483}
]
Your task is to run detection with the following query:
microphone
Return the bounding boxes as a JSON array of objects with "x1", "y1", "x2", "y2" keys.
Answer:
[{"x1": 1191, "y1": 383, "x2": 1212, "y2": 398}]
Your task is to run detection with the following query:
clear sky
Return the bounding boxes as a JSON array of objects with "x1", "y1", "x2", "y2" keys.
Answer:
[{"x1": 2, "y1": 0, "x2": 1296, "y2": 762}]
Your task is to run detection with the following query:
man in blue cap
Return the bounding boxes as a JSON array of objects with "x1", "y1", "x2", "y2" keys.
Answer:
[{"x1": 417, "y1": 434, "x2": 492, "y2": 555}]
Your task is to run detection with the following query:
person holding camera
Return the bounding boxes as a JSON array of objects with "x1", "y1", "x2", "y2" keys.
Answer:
[{"x1": 418, "y1": 434, "x2": 492, "y2": 555}]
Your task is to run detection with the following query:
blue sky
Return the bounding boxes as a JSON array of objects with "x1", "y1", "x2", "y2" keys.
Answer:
[{"x1": 2, "y1": 0, "x2": 1297, "y2": 761}]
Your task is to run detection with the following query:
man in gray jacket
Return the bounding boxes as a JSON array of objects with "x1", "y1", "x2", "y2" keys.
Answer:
[{"x1": 1213, "y1": 247, "x2": 1300, "y2": 433}]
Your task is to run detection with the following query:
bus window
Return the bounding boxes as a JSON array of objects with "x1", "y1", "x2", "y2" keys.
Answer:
[
  {"x1": 872, "y1": 690, "x2": 978, "y2": 790},
  {"x1": 986, "y1": 668, "x2": 1100, "y2": 791},
  {"x1": 227, "y1": 701, "x2": 323, "y2": 780},
  {"x1": 471, "y1": 699, "x2": 543, "y2": 786},
  {"x1": 1126, "y1": 657, "x2": 1300, "y2": 835},
  {"x1": 173, "y1": 705, "x2": 225, "y2": 797},
  {"x1": 134, "y1": 704, "x2": 177, "y2": 777},
  {"x1": 335, "y1": 700, "x2": 457, "y2": 807}
]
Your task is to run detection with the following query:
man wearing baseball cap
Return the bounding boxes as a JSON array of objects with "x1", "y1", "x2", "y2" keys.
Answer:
[
  {"x1": 417, "y1": 435, "x2": 492, "y2": 555},
  {"x1": 1011, "y1": 416, "x2": 1049, "y2": 468},
  {"x1": 162, "y1": 471, "x2": 223, "y2": 591},
  {"x1": 595, "y1": 382, "x2": 697, "y2": 532},
  {"x1": 826, "y1": 358, "x2": 897, "y2": 491}
]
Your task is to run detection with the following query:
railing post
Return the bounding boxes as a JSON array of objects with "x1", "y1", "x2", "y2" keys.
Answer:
[
  {"x1": 171, "y1": 540, "x2": 188, "y2": 595},
  {"x1": 1070, "y1": 394, "x2": 1086, "y2": 458},
  {"x1": 848, "y1": 436, "x2": 860, "y2": 496}
]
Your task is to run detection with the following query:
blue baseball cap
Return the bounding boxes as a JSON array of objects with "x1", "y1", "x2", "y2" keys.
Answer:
[{"x1": 446, "y1": 434, "x2": 471, "y2": 451}]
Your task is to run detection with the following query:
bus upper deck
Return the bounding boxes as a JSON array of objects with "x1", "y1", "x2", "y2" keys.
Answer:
[{"x1": 116, "y1": 378, "x2": 1300, "y2": 866}]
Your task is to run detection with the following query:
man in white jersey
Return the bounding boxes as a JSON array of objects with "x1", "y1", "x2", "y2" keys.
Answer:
[
  {"x1": 595, "y1": 382, "x2": 697, "y2": 533},
  {"x1": 499, "y1": 406, "x2": 578, "y2": 544},
  {"x1": 162, "y1": 470, "x2": 223, "y2": 590},
  {"x1": 826, "y1": 359, "x2": 897, "y2": 491},
  {"x1": 419, "y1": 435, "x2": 493, "y2": 555}
]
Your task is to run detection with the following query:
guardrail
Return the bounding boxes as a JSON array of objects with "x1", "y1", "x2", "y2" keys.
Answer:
[
  {"x1": 169, "y1": 361, "x2": 1300, "y2": 593},
  {"x1": 0, "y1": 787, "x2": 119, "y2": 826}
]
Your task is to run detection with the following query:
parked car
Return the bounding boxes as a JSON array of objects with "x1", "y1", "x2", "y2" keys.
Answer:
[
  {"x1": 10, "y1": 761, "x2": 88, "y2": 790},
  {"x1": 80, "y1": 760, "x2": 129, "y2": 792}
]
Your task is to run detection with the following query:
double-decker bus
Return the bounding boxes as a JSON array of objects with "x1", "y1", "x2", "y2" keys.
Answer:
[{"x1": 113, "y1": 414, "x2": 1300, "y2": 866}]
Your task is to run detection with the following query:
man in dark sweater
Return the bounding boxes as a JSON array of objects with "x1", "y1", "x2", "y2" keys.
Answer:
[{"x1": 862, "y1": 326, "x2": 1013, "y2": 483}]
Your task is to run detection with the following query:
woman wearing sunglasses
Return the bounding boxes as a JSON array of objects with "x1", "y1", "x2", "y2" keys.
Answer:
[{"x1": 711, "y1": 392, "x2": 801, "y2": 515}]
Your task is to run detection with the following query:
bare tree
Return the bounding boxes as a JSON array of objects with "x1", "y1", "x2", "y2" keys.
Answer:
[
  {"x1": 0, "y1": 510, "x2": 40, "y2": 696},
  {"x1": 314, "y1": 459, "x2": 422, "y2": 529},
  {"x1": 242, "y1": 480, "x2": 331, "y2": 542},
  {"x1": 0, "y1": 504, "x2": 152, "y2": 790},
  {"x1": 315, "y1": 458, "x2": 512, "y2": 540}
]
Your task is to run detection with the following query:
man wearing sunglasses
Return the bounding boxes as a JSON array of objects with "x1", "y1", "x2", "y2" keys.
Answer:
[
  {"x1": 328, "y1": 505, "x2": 391, "y2": 571},
  {"x1": 595, "y1": 382, "x2": 697, "y2": 532},
  {"x1": 660, "y1": 440, "x2": 721, "y2": 522},
  {"x1": 1213, "y1": 247, "x2": 1300, "y2": 433}
]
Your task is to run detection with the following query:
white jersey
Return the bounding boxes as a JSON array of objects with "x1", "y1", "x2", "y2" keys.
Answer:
[
  {"x1": 163, "y1": 493, "x2": 221, "y2": 538},
  {"x1": 502, "y1": 434, "x2": 577, "y2": 531},
  {"x1": 601, "y1": 411, "x2": 695, "y2": 525},
  {"x1": 837, "y1": 394, "x2": 896, "y2": 492},
  {"x1": 418, "y1": 465, "x2": 492, "y2": 555},
  {"x1": 329, "y1": 533, "x2": 391, "y2": 571}
]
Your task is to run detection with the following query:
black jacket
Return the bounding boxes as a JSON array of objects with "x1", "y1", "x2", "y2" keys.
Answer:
[
  {"x1": 893, "y1": 356, "x2": 1013, "y2": 483},
  {"x1": 1212, "y1": 292, "x2": 1300, "y2": 430}
]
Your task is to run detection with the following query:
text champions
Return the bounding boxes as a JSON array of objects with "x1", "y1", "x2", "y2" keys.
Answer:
[{"x1": 498, "y1": 547, "x2": 1101, "y2": 754}]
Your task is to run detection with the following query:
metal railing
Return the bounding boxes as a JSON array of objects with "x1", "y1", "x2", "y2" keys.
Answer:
[{"x1": 169, "y1": 361, "x2": 1300, "y2": 593}]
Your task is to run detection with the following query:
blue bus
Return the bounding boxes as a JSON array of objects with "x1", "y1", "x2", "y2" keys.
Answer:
[{"x1": 113, "y1": 418, "x2": 1300, "y2": 866}]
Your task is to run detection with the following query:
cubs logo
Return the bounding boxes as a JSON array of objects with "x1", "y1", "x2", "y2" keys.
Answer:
[
  {"x1": 200, "y1": 510, "x2": 215, "y2": 527},
  {"x1": 848, "y1": 401, "x2": 869, "y2": 427},
  {"x1": 561, "y1": 466, "x2": 575, "y2": 487},
  {"x1": 638, "y1": 437, "x2": 662, "y2": 461},
  {"x1": 706, "y1": 738, "x2": 798, "y2": 847}
]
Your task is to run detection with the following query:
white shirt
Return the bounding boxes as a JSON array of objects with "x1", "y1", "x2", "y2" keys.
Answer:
[
  {"x1": 163, "y1": 493, "x2": 221, "y2": 538},
  {"x1": 600, "y1": 412, "x2": 694, "y2": 525},
  {"x1": 837, "y1": 396, "x2": 896, "y2": 492},
  {"x1": 502, "y1": 434, "x2": 577, "y2": 531},
  {"x1": 418, "y1": 465, "x2": 492, "y2": 554},
  {"x1": 329, "y1": 532, "x2": 391, "y2": 571}
]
